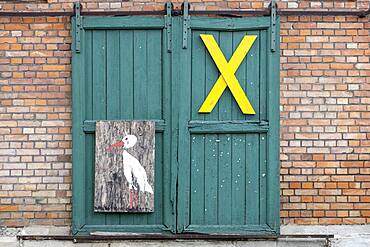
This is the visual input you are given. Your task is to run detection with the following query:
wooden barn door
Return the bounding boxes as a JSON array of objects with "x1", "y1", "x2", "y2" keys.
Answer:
[
  {"x1": 176, "y1": 16, "x2": 280, "y2": 235},
  {"x1": 72, "y1": 16, "x2": 176, "y2": 234}
]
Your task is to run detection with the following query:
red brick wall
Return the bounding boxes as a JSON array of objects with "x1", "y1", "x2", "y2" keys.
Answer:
[
  {"x1": 0, "y1": 16, "x2": 72, "y2": 226},
  {"x1": 280, "y1": 14, "x2": 370, "y2": 225},
  {"x1": 0, "y1": 0, "x2": 369, "y2": 227}
]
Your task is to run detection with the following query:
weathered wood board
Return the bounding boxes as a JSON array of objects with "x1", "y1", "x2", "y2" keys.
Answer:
[{"x1": 94, "y1": 121, "x2": 155, "y2": 212}]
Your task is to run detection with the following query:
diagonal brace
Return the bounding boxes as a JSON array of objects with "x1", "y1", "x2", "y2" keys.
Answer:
[{"x1": 199, "y1": 34, "x2": 257, "y2": 115}]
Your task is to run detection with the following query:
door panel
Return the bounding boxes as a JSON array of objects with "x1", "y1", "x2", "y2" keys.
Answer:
[
  {"x1": 190, "y1": 29, "x2": 265, "y2": 122},
  {"x1": 177, "y1": 16, "x2": 279, "y2": 235},
  {"x1": 189, "y1": 133, "x2": 265, "y2": 225},
  {"x1": 72, "y1": 17, "x2": 174, "y2": 234}
]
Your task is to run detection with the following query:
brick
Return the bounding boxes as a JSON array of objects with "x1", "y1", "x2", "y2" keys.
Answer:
[
  {"x1": 42, "y1": 65, "x2": 66, "y2": 71},
  {"x1": 317, "y1": 23, "x2": 339, "y2": 29},
  {"x1": 5, "y1": 51, "x2": 29, "y2": 57},
  {"x1": 306, "y1": 36, "x2": 328, "y2": 42},
  {"x1": 0, "y1": 205, "x2": 18, "y2": 212}
]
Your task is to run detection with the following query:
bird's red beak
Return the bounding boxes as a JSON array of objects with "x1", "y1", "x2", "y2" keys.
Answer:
[{"x1": 106, "y1": 140, "x2": 124, "y2": 153}]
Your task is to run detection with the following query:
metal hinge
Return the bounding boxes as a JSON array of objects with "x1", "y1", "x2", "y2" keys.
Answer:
[
  {"x1": 182, "y1": 0, "x2": 190, "y2": 49},
  {"x1": 74, "y1": 2, "x2": 82, "y2": 53},
  {"x1": 269, "y1": 0, "x2": 277, "y2": 52},
  {"x1": 164, "y1": 2, "x2": 173, "y2": 53}
]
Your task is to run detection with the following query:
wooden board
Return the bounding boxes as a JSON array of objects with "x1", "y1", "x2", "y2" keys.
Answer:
[{"x1": 94, "y1": 121, "x2": 155, "y2": 212}]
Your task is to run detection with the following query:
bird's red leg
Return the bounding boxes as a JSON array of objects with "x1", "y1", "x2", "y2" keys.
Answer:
[
  {"x1": 143, "y1": 193, "x2": 146, "y2": 210},
  {"x1": 129, "y1": 189, "x2": 133, "y2": 209},
  {"x1": 134, "y1": 190, "x2": 138, "y2": 209}
]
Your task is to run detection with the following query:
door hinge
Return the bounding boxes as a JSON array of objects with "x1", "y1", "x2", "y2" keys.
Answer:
[
  {"x1": 182, "y1": 0, "x2": 190, "y2": 49},
  {"x1": 269, "y1": 0, "x2": 277, "y2": 52},
  {"x1": 165, "y1": 2, "x2": 173, "y2": 53},
  {"x1": 74, "y1": 2, "x2": 82, "y2": 53}
]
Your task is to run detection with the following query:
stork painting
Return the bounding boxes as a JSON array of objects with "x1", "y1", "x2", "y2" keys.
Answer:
[{"x1": 94, "y1": 121, "x2": 155, "y2": 212}]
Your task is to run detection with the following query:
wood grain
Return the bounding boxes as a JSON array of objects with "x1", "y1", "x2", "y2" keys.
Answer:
[{"x1": 94, "y1": 120, "x2": 155, "y2": 212}]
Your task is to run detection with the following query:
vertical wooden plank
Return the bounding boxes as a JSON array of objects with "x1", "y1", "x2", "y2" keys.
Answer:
[
  {"x1": 147, "y1": 30, "x2": 162, "y2": 119},
  {"x1": 107, "y1": 31, "x2": 120, "y2": 120},
  {"x1": 258, "y1": 29, "x2": 268, "y2": 227},
  {"x1": 105, "y1": 30, "x2": 120, "y2": 225},
  {"x1": 133, "y1": 30, "x2": 149, "y2": 225},
  {"x1": 86, "y1": 134, "x2": 102, "y2": 225},
  {"x1": 92, "y1": 30, "x2": 107, "y2": 121},
  {"x1": 190, "y1": 135, "x2": 205, "y2": 225},
  {"x1": 176, "y1": 16, "x2": 193, "y2": 232},
  {"x1": 266, "y1": 17, "x2": 281, "y2": 234},
  {"x1": 86, "y1": 30, "x2": 106, "y2": 225},
  {"x1": 147, "y1": 133, "x2": 163, "y2": 225},
  {"x1": 259, "y1": 30, "x2": 267, "y2": 122},
  {"x1": 118, "y1": 30, "x2": 135, "y2": 226},
  {"x1": 120, "y1": 30, "x2": 134, "y2": 120},
  {"x1": 245, "y1": 134, "x2": 259, "y2": 224},
  {"x1": 217, "y1": 134, "x2": 232, "y2": 225},
  {"x1": 133, "y1": 30, "x2": 148, "y2": 119},
  {"x1": 146, "y1": 29, "x2": 163, "y2": 225},
  {"x1": 204, "y1": 31, "x2": 220, "y2": 121},
  {"x1": 83, "y1": 31, "x2": 93, "y2": 225},
  {"x1": 204, "y1": 134, "x2": 218, "y2": 225},
  {"x1": 217, "y1": 31, "x2": 233, "y2": 225},
  {"x1": 132, "y1": 30, "x2": 148, "y2": 226},
  {"x1": 189, "y1": 30, "x2": 205, "y2": 226},
  {"x1": 71, "y1": 17, "x2": 86, "y2": 233},
  {"x1": 93, "y1": 30, "x2": 108, "y2": 225},
  {"x1": 201, "y1": 31, "x2": 220, "y2": 225},
  {"x1": 231, "y1": 31, "x2": 247, "y2": 120},
  {"x1": 161, "y1": 24, "x2": 175, "y2": 231},
  {"x1": 231, "y1": 134, "x2": 246, "y2": 225},
  {"x1": 245, "y1": 30, "x2": 260, "y2": 121},
  {"x1": 259, "y1": 133, "x2": 267, "y2": 224},
  {"x1": 172, "y1": 17, "x2": 184, "y2": 232},
  {"x1": 217, "y1": 31, "x2": 233, "y2": 121},
  {"x1": 191, "y1": 30, "x2": 206, "y2": 121}
]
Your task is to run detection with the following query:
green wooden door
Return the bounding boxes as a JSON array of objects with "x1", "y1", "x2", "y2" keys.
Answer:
[
  {"x1": 72, "y1": 14, "x2": 279, "y2": 236},
  {"x1": 72, "y1": 16, "x2": 176, "y2": 234},
  {"x1": 176, "y1": 16, "x2": 280, "y2": 235}
]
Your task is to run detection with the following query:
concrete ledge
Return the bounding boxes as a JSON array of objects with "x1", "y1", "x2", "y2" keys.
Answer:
[
  {"x1": 21, "y1": 239, "x2": 327, "y2": 247},
  {"x1": 281, "y1": 224, "x2": 370, "y2": 247},
  {"x1": 281, "y1": 224, "x2": 370, "y2": 237},
  {"x1": 1, "y1": 225, "x2": 369, "y2": 247},
  {"x1": 20, "y1": 226, "x2": 70, "y2": 236},
  {"x1": 0, "y1": 236, "x2": 18, "y2": 247}
]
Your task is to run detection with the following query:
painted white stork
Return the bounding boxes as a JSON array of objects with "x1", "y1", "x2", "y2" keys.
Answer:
[{"x1": 107, "y1": 134, "x2": 153, "y2": 209}]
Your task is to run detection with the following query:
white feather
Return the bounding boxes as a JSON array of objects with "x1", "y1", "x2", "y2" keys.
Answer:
[{"x1": 122, "y1": 150, "x2": 153, "y2": 194}]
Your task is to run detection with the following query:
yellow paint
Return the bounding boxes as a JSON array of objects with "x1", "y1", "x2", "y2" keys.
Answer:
[{"x1": 198, "y1": 34, "x2": 257, "y2": 115}]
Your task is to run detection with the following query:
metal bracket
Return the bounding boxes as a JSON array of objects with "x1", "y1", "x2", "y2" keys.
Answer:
[
  {"x1": 165, "y1": 2, "x2": 173, "y2": 53},
  {"x1": 182, "y1": 0, "x2": 190, "y2": 49},
  {"x1": 269, "y1": 0, "x2": 277, "y2": 52},
  {"x1": 74, "y1": 2, "x2": 82, "y2": 53}
]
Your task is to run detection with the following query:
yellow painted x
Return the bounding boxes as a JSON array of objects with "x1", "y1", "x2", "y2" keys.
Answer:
[{"x1": 198, "y1": 34, "x2": 257, "y2": 115}]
